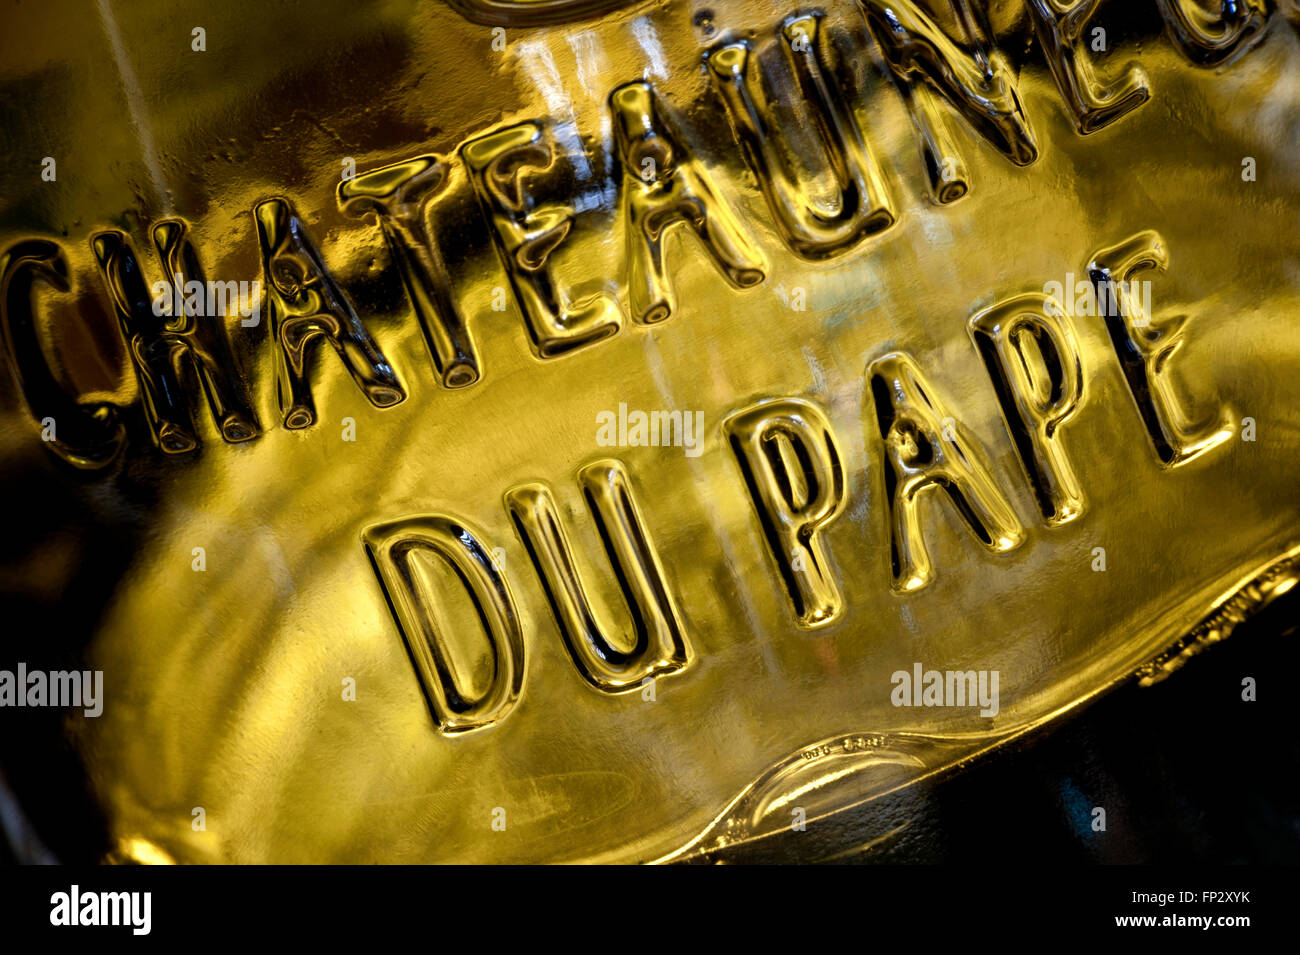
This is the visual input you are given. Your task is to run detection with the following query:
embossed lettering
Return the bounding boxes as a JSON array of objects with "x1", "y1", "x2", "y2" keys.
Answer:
[
  {"x1": 706, "y1": 12, "x2": 893, "y2": 258},
  {"x1": 0, "y1": 241, "x2": 125, "y2": 468},
  {"x1": 91, "y1": 222, "x2": 258, "y2": 453},
  {"x1": 462, "y1": 123, "x2": 621, "y2": 357},
  {"x1": 611, "y1": 81, "x2": 765, "y2": 324},
  {"x1": 255, "y1": 198, "x2": 406, "y2": 429},
  {"x1": 857, "y1": 0, "x2": 1037, "y2": 204},
  {"x1": 364, "y1": 515, "x2": 525, "y2": 733},
  {"x1": 1025, "y1": 0, "x2": 1150, "y2": 133},
  {"x1": 339, "y1": 155, "x2": 480, "y2": 388},
  {"x1": 1156, "y1": 0, "x2": 1268, "y2": 67},
  {"x1": 970, "y1": 292, "x2": 1086, "y2": 524},
  {"x1": 1088, "y1": 231, "x2": 1232, "y2": 466},
  {"x1": 506, "y1": 459, "x2": 689, "y2": 691},
  {"x1": 868, "y1": 353, "x2": 1024, "y2": 593},
  {"x1": 727, "y1": 398, "x2": 846, "y2": 627}
]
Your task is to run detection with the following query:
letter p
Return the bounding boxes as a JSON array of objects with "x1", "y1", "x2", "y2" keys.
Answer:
[{"x1": 726, "y1": 398, "x2": 846, "y2": 627}]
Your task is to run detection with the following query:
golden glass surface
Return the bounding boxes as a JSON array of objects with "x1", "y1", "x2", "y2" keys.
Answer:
[{"x1": 0, "y1": 0, "x2": 1297, "y2": 863}]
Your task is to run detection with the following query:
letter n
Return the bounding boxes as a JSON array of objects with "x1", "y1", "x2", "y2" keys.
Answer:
[
  {"x1": 364, "y1": 515, "x2": 525, "y2": 733},
  {"x1": 857, "y1": 0, "x2": 1038, "y2": 201},
  {"x1": 506, "y1": 460, "x2": 689, "y2": 691},
  {"x1": 255, "y1": 198, "x2": 405, "y2": 429}
]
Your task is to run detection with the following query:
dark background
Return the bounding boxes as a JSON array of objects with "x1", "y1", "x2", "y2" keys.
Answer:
[{"x1": 711, "y1": 583, "x2": 1300, "y2": 864}]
